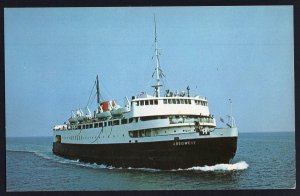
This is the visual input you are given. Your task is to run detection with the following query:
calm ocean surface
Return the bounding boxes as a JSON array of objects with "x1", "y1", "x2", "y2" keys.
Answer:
[{"x1": 6, "y1": 132, "x2": 295, "y2": 191}]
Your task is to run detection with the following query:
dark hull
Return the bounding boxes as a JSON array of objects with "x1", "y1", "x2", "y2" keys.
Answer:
[{"x1": 53, "y1": 137, "x2": 238, "y2": 169}]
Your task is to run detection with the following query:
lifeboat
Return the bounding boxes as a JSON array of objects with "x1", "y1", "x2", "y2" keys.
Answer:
[
  {"x1": 111, "y1": 105, "x2": 130, "y2": 116},
  {"x1": 101, "y1": 100, "x2": 115, "y2": 112},
  {"x1": 96, "y1": 111, "x2": 112, "y2": 119},
  {"x1": 69, "y1": 109, "x2": 82, "y2": 123},
  {"x1": 78, "y1": 115, "x2": 92, "y2": 122},
  {"x1": 68, "y1": 117, "x2": 78, "y2": 123},
  {"x1": 96, "y1": 104, "x2": 112, "y2": 119}
]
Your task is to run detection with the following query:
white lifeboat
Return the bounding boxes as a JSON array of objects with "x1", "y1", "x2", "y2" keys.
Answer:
[
  {"x1": 111, "y1": 105, "x2": 130, "y2": 116},
  {"x1": 96, "y1": 111, "x2": 112, "y2": 119},
  {"x1": 70, "y1": 108, "x2": 92, "y2": 122},
  {"x1": 69, "y1": 117, "x2": 78, "y2": 123},
  {"x1": 111, "y1": 97, "x2": 131, "y2": 116},
  {"x1": 69, "y1": 110, "x2": 81, "y2": 123},
  {"x1": 96, "y1": 103, "x2": 112, "y2": 119}
]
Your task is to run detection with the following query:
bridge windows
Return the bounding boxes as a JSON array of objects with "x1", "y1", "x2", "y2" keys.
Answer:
[
  {"x1": 162, "y1": 98, "x2": 192, "y2": 105},
  {"x1": 194, "y1": 100, "x2": 208, "y2": 106},
  {"x1": 135, "y1": 99, "x2": 159, "y2": 106}
]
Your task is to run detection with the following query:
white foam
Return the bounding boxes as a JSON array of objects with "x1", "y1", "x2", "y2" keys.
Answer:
[{"x1": 184, "y1": 161, "x2": 249, "y2": 171}]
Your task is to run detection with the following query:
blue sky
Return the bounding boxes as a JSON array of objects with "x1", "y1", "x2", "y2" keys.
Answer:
[{"x1": 5, "y1": 6, "x2": 294, "y2": 137}]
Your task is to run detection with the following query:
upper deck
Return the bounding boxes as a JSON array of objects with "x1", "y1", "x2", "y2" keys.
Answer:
[{"x1": 129, "y1": 95, "x2": 210, "y2": 118}]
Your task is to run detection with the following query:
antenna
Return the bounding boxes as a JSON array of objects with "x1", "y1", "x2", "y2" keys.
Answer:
[
  {"x1": 228, "y1": 98, "x2": 236, "y2": 127},
  {"x1": 152, "y1": 14, "x2": 164, "y2": 97},
  {"x1": 229, "y1": 98, "x2": 232, "y2": 117}
]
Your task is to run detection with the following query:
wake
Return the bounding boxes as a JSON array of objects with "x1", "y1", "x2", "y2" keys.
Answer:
[{"x1": 181, "y1": 161, "x2": 249, "y2": 171}]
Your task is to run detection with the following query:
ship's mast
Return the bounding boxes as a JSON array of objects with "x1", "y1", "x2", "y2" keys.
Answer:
[
  {"x1": 152, "y1": 15, "x2": 164, "y2": 97},
  {"x1": 96, "y1": 75, "x2": 100, "y2": 104}
]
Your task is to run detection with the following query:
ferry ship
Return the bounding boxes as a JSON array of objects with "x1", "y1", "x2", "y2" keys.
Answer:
[{"x1": 52, "y1": 17, "x2": 238, "y2": 169}]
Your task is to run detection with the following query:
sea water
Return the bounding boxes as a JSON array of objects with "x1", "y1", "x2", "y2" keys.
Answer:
[{"x1": 6, "y1": 132, "x2": 295, "y2": 191}]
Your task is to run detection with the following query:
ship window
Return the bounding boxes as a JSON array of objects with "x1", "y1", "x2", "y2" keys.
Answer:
[
  {"x1": 137, "y1": 101, "x2": 139, "y2": 106},
  {"x1": 104, "y1": 122, "x2": 107, "y2": 127},
  {"x1": 129, "y1": 118, "x2": 133, "y2": 123},
  {"x1": 89, "y1": 124, "x2": 93, "y2": 129},
  {"x1": 145, "y1": 100, "x2": 149, "y2": 105},
  {"x1": 78, "y1": 125, "x2": 81, "y2": 129},
  {"x1": 135, "y1": 118, "x2": 138, "y2": 122},
  {"x1": 184, "y1": 99, "x2": 188, "y2": 104},
  {"x1": 94, "y1": 123, "x2": 99, "y2": 128},
  {"x1": 150, "y1": 100, "x2": 153, "y2": 105},
  {"x1": 129, "y1": 130, "x2": 140, "y2": 138},
  {"x1": 180, "y1": 99, "x2": 184, "y2": 104},
  {"x1": 154, "y1": 100, "x2": 158, "y2": 105},
  {"x1": 168, "y1": 99, "x2": 172, "y2": 104},
  {"x1": 140, "y1": 130, "x2": 145, "y2": 137},
  {"x1": 188, "y1": 100, "x2": 191, "y2": 104},
  {"x1": 163, "y1": 99, "x2": 167, "y2": 104},
  {"x1": 141, "y1": 100, "x2": 144, "y2": 106},
  {"x1": 176, "y1": 99, "x2": 180, "y2": 104},
  {"x1": 145, "y1": 129, "x2": 151, "y2": 137},
  {"x1": 121, "y1": 119, "x2": 128, "y2": 124},
  {"x1": 99, "y1": 122, "x2": 103, "y2": 127},
  {"x1": 108, "y1": 121, "x2": 112, "y2": 126},
  {"x1": 113, "y1": 120, "x2": 120, "y2": 125},
  {"x1": 172, "y1": 99, "x2": 176, "y2": 104}
]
